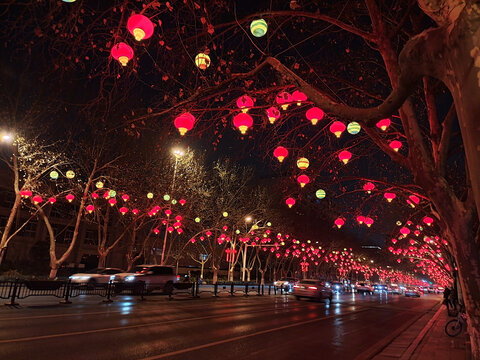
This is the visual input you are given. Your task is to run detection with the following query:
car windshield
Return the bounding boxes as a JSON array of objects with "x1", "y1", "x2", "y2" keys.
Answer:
[{"x1": 134, "y1": 266, "x2": 152, "y2": 274}]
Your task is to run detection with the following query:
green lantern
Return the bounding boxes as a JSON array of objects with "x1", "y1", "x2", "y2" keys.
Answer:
[
  {"x1": 108, "y1": 190, "x2": 116, "y2": 197},
  {"x1": 250, "y1": 19, "x2": 268, "y2": 37},
  {"x1": 163, "y1": 194, "x2": 170, "y2": 201},
  {"x1": 316, "y1": 189, "x2": 326, "y2": 199},
  {"x1": 267, "y1": 222, "x2": 272, "y2": 227},
  {"x1": 49, "y1": 171, "x2": 59, "y2": 180},
  {"x1": 347, "y1": 122, "x2": 361, "y2": 135},
  {"x1": 195, "y1": 217, "x2": 201, "y2": 223},
  {"x1": 171, "y1": 199, "x2": 177, "y2": 205},
  {"x1": 235, "y1": 229, "x2": 240, "y2": 234}
]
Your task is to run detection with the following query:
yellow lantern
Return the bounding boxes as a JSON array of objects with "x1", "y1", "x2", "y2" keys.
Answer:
[
  {"x1": 250, "y1": 19, "x2": 268, "y2": 37},
  {"x1": 195, "y1": 53, "x2": 211, "y2": 70},
  {"x1": 147, "y1": 192, "x2": 154, "y2": 199},
  {"x1": 297, "y1": 157, "x2": 309, "y2": 170},
  {"x1": 95, "y1": 181, "x2": 104, "y2": 189},
  {"x1": 66, "y1": 170, "x2": 75, "y2": 179}
]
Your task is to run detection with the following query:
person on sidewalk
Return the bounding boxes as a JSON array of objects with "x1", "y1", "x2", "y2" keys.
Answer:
[{"x1": 443, "y1": 286, "x2": 452, "y2": 311}]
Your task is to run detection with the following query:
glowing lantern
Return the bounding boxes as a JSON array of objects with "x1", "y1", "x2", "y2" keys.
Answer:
[
  {"x1": 233, "y1": 113, "x2": 253, "y2": 134},
  {"x1": 250, "y1": 19, "x2": 268, "y2": 37},
  {"x1": 174, "y1": 112, "x2": 196, "y2": 136},
  {"x1": 297, "y1": 174, "x2": 310, "y2": 188},
  {"x1": 347, "y1": 122, "x2": 361, "y2": 135},
  {"x1": 164, "y1": 194, "x2": 170, "y2": 201},
  {"x1": 175, "y1": 215, "x2": 183, "y2": 221},
  {"x1": 266, "y1": 107, "x2": 281, "y2": 124},
  {"x1": 338, "y1": 150, "x2": 352, "y2": 164},
  {"x1": 357, "y1": 216, "x2": 365, "y2": 224},
  {"x1": 297, "y1": 157, "x2": 309, "y2": 170},
  {"x1": 423, "y1": 216, "x2": 434, "y2": 226},
  {"x1": 66, "y1": 194, "x2": 75, "y2": 203},
  {"x1": 66, "y1": 170, "x2": 75, "y2": 179},
  {"x1": 276, "y1": 92, "x2": 292, "y2": 110},
  {"x1": 109, "y1": 190, "x2": 116, "y2": 198},
  {"x1": 50, "y1": 171, "x2": 59, "y2": 180},
  {"x1": 305, "y1": 107, "x2": 325, "y2": 125},
  {"x1": 236, "y1": 95, "x2": 254, "y2": 112},
  {"x1": 167, "y1": 226, "x2": 174, "y2": 233},
  {"x1": 107, "y1": 198, "x2": 116, "y2": 207},
  {"x1": 292, "y1": 90, "x2": 307, "y2": 106},
  {"x1": 363, "y1": 182, "x2": 375, "y2": 193},
  {"x1": 407, "y1": 195, "x2": 420, "y2": 207},
  {"x1": 20, "y1": 190, "x2": 32, "y2": 198},
  {"x1": 62, "y1": 0, "x2": 76, "y2": 3},
  {"x1": 32, "y1": 196, "x2": 43, "y2": 205},
  {"x1": 389, "y1": 140, "x2": 402, "y2": 152},
  {"x1": 391, "y1": 239, "x2": 397, "y2": 244},
  {"x1": 179, "y1": 199, "x2": 186, "y2": 206},
  {"x1": 147, "y1": 192, "x2": 154, "y2": 199},
  {"x1": 153, "y1": 228, "x2": 160, "y2": 235},
  {"x1": 273, "y1": 146, "x2": 288, "y2": 162},
  {"x1": 86, "y1": 205, "x2": 95, "y2": 214},
  {"x1": 316, "y1": 189, "x2": 326, "y2": 199},
  {"x1": 111, "y1": 42, "x2": 134, "y2": 66},
  {"x1": 364, "y1": 217, "x2": 374, "y2": 227},
  {"x1": 222, "y1": 211, "x2": 228, "y2": 217},
  {"x1": 127, "y1": 14, "x2": 154, "y2": 41},
  {"x1": 376, "y1": 118, "x2": 391, "y2": 131},
  {"x1": 329, "y1": 121, "x2": 346, "y2": 138},
  {"x1": 121, "y1": 194, "x2": 130, "y2": 202},
  {"x1": 91, "y1": 193, "x2": 99, "y2": 199},
  {"x1": 195, "y1": 53, "x2": 211, "y2": 70},
  {"x1": 165, "y1": 209, "x2": 172, "y2": 216},
  {"x1": 132, "y1": 209, "x2": 139, "y2": 215},
  {"x1": 195, "y1": 217, "x2": 200, "y2": 223},
  {"x1": 384, "y1": 192, "x2": 396, "y2": 202},
  {"x1": 285, "y1": 198, "x2": 296, "y2": 208},
  {"x1": 119, "y1": 207, "x2": 128, "y2": 215},
  {"x1": 334, "y1": 218, "x2": 345, "y2": 229},
  {"x1": 400, "y1": 227, "x2": 410, "y2": 235},
  {"x1": 96, "y1": 181, "x2": 104, "y2": 189}
]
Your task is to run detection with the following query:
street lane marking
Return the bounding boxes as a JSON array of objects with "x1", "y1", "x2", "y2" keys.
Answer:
[
  {"x1": 0, "y1": 302, "x2": 329, "y2": 343},
  {"x1": 141, "y1": 308, "x2": 370, "y2": 359}
]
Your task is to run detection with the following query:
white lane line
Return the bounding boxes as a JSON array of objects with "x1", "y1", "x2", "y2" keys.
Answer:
[
  {"x1": 0, "y1": 302, "x2": 323, "y2": 343},
  {"x1": 141, "y1": 308, "x2": 370, "y2": 360}
]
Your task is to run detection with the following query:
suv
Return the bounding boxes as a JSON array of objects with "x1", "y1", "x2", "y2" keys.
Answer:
[{"x1": 113, "y1": 265, "x2": 180, "y2": 293}]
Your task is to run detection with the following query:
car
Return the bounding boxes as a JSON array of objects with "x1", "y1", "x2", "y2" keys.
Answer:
[
  {"x1": 293, "y1": 279, "x2": 333, "y2": 302},
  {"x1": 273, "y1": 278, "x2": 299, "y2": 292},
  {"x1": 388, "y1": 285, "x2": 403, "y2": 295},
  {"x1": 405, "y1": 288, "x2": 421, "y2": 297},
  {"x1": 69, "y1": 268, "x2": 123, "y2": 287},
  {"x1": 373, "y1": 284, "x2": 388, "y2": 293},
  {"x1": 356, "y1": 282, "x2": 374, "y2": 295},
  {"x1": 113, "y1": 265, "x2": 180, "y2": 293},
  {"x1": 331, "y1": 282, "x2": 344, "y2": 293}
]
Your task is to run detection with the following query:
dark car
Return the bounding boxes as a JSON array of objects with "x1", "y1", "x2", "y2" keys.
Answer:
[{"x1": 293, "y1": 279, "x2": 333, "y2": 302}]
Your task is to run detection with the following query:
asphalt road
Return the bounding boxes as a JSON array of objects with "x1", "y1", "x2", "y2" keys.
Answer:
[{"x1": 0, "y1": 292, "x2": 441, "y2": 360}]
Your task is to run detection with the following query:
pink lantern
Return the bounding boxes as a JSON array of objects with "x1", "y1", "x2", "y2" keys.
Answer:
[
  {"x1": 119, "y1": 207, "x2": 128, "y2": 215},
  {"x1": 153, "y1": 228, "x2": 160, "y2": 235},
  {"x1": 407, "y1": 195, "x2": 420, "y2": 208},
  {"x1": 174, "y1": 112, "x2": 196, "y2": 136},
  {"x1": 127, "y1": 14, "x2": 154, "y2": 41},
  {"x1": 179, "y1": 199, "x2": 186, "y2": 206},
  {"x1": 400, "y1": 227, "x2": 410, "y2": 235},
  {"x1": 32, "y1": 195, "x2": 43, "y2": 205},
  {"x1": 86, "y1": 205, "x2": 95, "y2": 213},
  {"x1": 376, "y1": 118, "x2": 391, "y2": 131},
  {"x1": 285, "y1": 197, "x2": 296, "y2": 208},
  {"x1": 334, "y1": 218, "x2": 345, "y2": 229},
  {"x1": 364, "y1": 217, "x2": 374, "y2": 227},
  {"x1": 384, "y1": 192, "x2": 396, "y2": 202},
  {"x1": 20, "y1": 190, "x2": 32, "y2": 198},
  {"x1": 121, "y1": 194, "x2": 130, "y2": 202},
  {"x1": 167, "y1": 226, "x2": 174, "y2": 233},
  {"x1": 423, "y1": 216, "x2": 434, "y2": 226},
  {"x1": 276, "y1": 91, "x2": 292, "y2": 110},
  {"x1": 389, "y1": 140, "x2": 402, "y2": 152},
  {"x1": 266, "y1": 107, "x2": 281, "y2": 124},
  {"x1": 356, "y1": 216, "x2": 365, "y2": 224},
  {"x1": 305, "y1": 107, "x2": 325, "y2": 125},
  {"x1": 111, "y1": 42, "x2": 134, "y2": 66},
  {"x1": 91, "y1": 193, "x2": 99, "y2": 199},
  {"x1": 48, "y1": 197, "x2": 56, "y2": 204},
  {"x1": 66, "y1": 194, "x2": 75, "y2": 203},
  {"x1": 108, "y1": 198, "x2": 117, "y2": 207},
  {"x1": 236, "y1": 95, "x2": 254, "y2": 112},
  {"x1": 329, "y1": 121, "x2": 346, "y2": 138},
  {"x1": 132, "y1": 209, "x2": 139, "y2": 215},
  {"x1": 297, "y1": 174, "x2": 310, "y2": 187},
  {"x1": 165, "y1": 209, "x2": 172, "y2": 216},
  {"x1": 273, "y1": 146, "x2": 288, "y2": 162},
  {"x1": 233, "y1": 113, "x2": 253, "y2": 134},
  {"x1": 363, "y1": 182, "x2": 375, "y2": 193},
  {"x1": 292, "y1": 90, "x2": 307, "y2": 106},
  {"x1": 338, "y1": 150, "x2": 352, "y2": 164}
]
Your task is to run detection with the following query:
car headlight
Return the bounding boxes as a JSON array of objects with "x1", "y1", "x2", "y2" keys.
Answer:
[
  {"x1": 110, "y1": 275, "x2": 116, "y2": 280},
  {"x1": 125, "y1": 275, "x2": 136, "y2": 282},
  {"x1": 284, "y1": 282, "x2": 289, "y2": 285},
  {"x1": 70, "y1": 275, "x2": 90, "y2": 280}
]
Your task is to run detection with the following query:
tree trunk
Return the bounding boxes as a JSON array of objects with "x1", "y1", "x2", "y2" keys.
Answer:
[
  {"x1": 213, "y1": 266, "x2": 218, "y2": 284},
  {"x1": 259, "y1": 270, "x2": 265, "y2": 285},
  {"x1": 0, "y1": 194, "x2": 21, "y2": 265},
  {"x1": 246, "y1": 269, "x2": 251, "y2": 282},
  {"x1": 49, "y1": 267, "x2": 58, "y2": 279},
  {"x1": 98, "y1": 252, "x2": 107, "y2": 268}
]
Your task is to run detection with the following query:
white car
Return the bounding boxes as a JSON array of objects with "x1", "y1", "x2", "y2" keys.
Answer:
[
  {"x1": 274, "y1": 278, "x2": 299, "y2": 292},
  {"x1": 355, "y1": 282, "x2": 374, "y2": 295},
  {"x1": 113, "y1": 265, "x2": 180, "y2": 293},
  {"x1": 69, "y1": 268, "x2": 123, "y2": 286}
]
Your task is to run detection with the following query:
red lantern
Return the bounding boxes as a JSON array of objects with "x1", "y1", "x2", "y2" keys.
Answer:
[
  {"x1": 276, "y1": 91, "x2": 292, "y2": 110},
  {"x1": 20, "y1": 190, "x2": 32, "y2": 198},
  {"x1": 329, "y1": 121, "x2": 346, "y2": 138},
  {"x1": 233, "y1": 113, "x2": 253, "y2": 134},
  {"x1": 376, "y1": 118, "x2": 391, "y2": 131},
  {"x1": 48, "y1": 197, "x2": 56, "y2": 204},
  {"x1": 108, "y1": 198, "x2": 117, "y2": 207},
  {"x1": 389, "y1": 140, "x2": 402, "y2": 152},
  {"x1": 32, "y1": 195, "x2": 43, "y2": 205},
  {"x1": 364, "y1": 217, "x2": 374, "y2": 227},
  {"x1": 356, "y1": 216, "x2": 365, "y2": 224},
  {"x1": 292, "y1": 90, "x2": 307, "y2": 106},
  {"x1": 86, "y1": 204, "x2": 95, "y2": 214},
  {"x1": 91, "y1": 193, "x2": 99, "y2": 199},
  {"x1": 266, "y1": 107, "x2": 281, "y2": 124},
  {"x1": 363, "y1": 182, "x2": 375, "y2": 193},
  {"x1": 165, "y1": 209, "x2": 172, "y2": 216},
  {"x1": 167, "y1": 226, "x2": 174, "y2": 233},
  {"x1": 66, "y1": 194, "x2": 75, "y2": 203},
  {"x1": 338, "y1": 150, "x2": 352, "y2": 164},
  {"x1": 273, "y1": 146, "x2": 288, "y2": 162},
  {"x1": 132, "y1": 208, "x2": 139, "y2": 215},
  {"x1": 121, "y1": 194, "x2": 130, "y2": 202},
  {"x1": 384, "y1": 192, "x2": 396, "y2": 202},
  {"x1": 153, "y1": 228, "x2": 160, "y2": 235},
  {"x1": 423, "y1": 216, "x2": 434, "y2": 226},
  {"x1": 111, "y1": 42, "x2": 134, "y2": 66},
  {"x1": 127, "y1": 14, "x2": 154, "y2": 41},
  {"x1": 174, "y1": 112, "x2": 196, "y2": 136},
  {"x1": 179, "y1": 199, "x2": 186, "y2": 206},
  {"x1": 236, "y1": 95, "x2": 254, "y2": 112},
  {"x1": 285, "y1": 197, "x2": 296, "y2": 208},
  {"x1": 400, "y1": 227, "x2": 410, "y2": 235},
  {"x1": 305, "y1": 107, "x2": 325, "y2": 125},
  {"x1": 407, "y1": 195, "x2": 420, "y2": 208},
  {"x1": 119, "y1": 207, "x2": 128, "y2": 215},
  {"x1": 334, "y1": 218, "x2": 345, "y2": 229},
  {"x1": 297, "y1": 174, "x2": 310, "y2": 187}
]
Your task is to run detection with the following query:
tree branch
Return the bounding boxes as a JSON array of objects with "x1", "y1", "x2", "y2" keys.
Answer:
[{"x1": 437, "y1": 103, "x2": 456, "y2": 176}]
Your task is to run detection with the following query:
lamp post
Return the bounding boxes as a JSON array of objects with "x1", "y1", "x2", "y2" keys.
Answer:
[{"x1": 241, "y1": 216, "x2": 253, "y2": 282}]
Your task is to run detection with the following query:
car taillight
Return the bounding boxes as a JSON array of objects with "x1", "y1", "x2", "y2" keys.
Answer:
[
  {"x1": 176, "y1": 275, "x2": 180, "y2": 281},
  {"x1": 308, "y1": 286, "x2": 318, "y2": 290}
]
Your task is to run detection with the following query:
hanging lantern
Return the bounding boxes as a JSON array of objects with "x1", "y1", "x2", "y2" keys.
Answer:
[
  {"x1": 329, "y1": 121, "x2": 346, "y2": 138},
  {"x1": 285, "y1": 197, "x2": 296, "y2": 208},
  {"x1": 297, "y1": 174, "x2": 310, "y2": 187},
  {"x1": 292, "y1": 90, "x2": 307, "y2": 106},
  {"x1": 95, "y1": 181, "x2": 104, "y2": 189},
  {"x1": 195, "y1": 217, "x2": 201, "y2": 223},
  {"x1": 384, "y1": 192, "x2": 396, "y2": 202},
  {"x1": 334, "y1": 218, "x2": 345, "y2": 229},
  {"x1": 400, "y1": 227, "x2": 410, "y2": 235},
  {"x1": 119, "y1": 207, "x2": 128, "y2": 215},
  {"x1": 32, "y1": 196, "x2": 43, "y2": 205},
  {"x1": 163, "y1": 194, "x2": 170, "y2": 201},
  {"x1": 121, "y1": 194, "x2": 130, "y2": 202},
  {"x1": 50, "y1": 171, "x2": 59, "y2": 180},
  {"x1": 297, "y1": 157, "x2": 309, "y2": 170},
  {"x1": 250, "y1": 19, "x2": 268, "y2": 37},
  {"x1": 316, "y1": 189, "x2": 326, "y2": 199},
  {"x1": 273, "y1": 146, "x2": 288, "y2": 162},
  {"x1": 147, "y1": 192, "x2": 154, "y2": 199},
  {"x1": 108, "y1": 190, "x2": 116, "y2": 198},
  {"x1": 66, "y1": 170, "x2": 75, "y2": 179},
  {"x1": 174, "y1": 112, "x2": 196, "y2": 136},
  {"x1": 389, "y1": 140, "x2": 402, "y2": 152},
  {"x1": 347, "y1": 122, "x2": 361, "y2": 135},
  {"x1": 48, "y1": 197, "x2": 56, "y2": 204},
  {"x1": 357, "y1": 216, "x2": 365, "y2": 224},
  {"x1": 376, "y1": 118, "x2": 391, "y2": 131},
  {"x1": 132, "y1": 209, "x2": 139, "y2": 215},
  {"x1": 66, "y1": 194, "x2": 75, "y2": 203},
  {"x1": 127, "y1": 14, "x2": 154, "y2": 41},
  {"x1": 363, "y1": 182, "x2": 375, "y2": 193},
  {"x1": 20, "y1": 190, "x2": 32, "y2": 198},
  {"x1": 233, "y1": 113, "x2": 253, "y2": 134},
  {"x1": 195, "y1": 53, "x2": 211, "y2": 70},
  {"x1": 86, "y1": 205, "x2": 95, "y2": 214},
  {"x1": 423, "y1": 216, "x2": 434, "y2": 226},
  {"x1": 179, "y1": 199, "x2": 186, "y2": 206},
  {"x1": 91, "y1": 193, "x2": 99, "y2": 199},
  {"x1": 236, "y1": 95, "x2": 254, "y2": 113},
  {"x1": 222, "y1": 211, "x2": 228, "y2": 217},
  {"x1": 266, "y1": 107, "x2": 281, "y2": 124},
  {"x1": 364, "y1": 217, "x2": 374, "y2": 227},
  {"x1": 338, "y1": 150, "x2": 352, "y2": 164},
  {"x1": 111, "y1": 42, "x2": 134, "y2": 66},
  {"x1": 305, "y1": 107, "x2": 324, "y2": 125},
  {"x1": 276, "y1": 92, "x2": 292, "y2": 110},
  {"x1": 165, "y1": 209, "x2": 172, "y2": 216},
  {"x1": 108, "y1": 198, "x2": 117, "y2": 207},
  {"x1": 407, "y1": 195, "x2": 420, "y2": 208}
]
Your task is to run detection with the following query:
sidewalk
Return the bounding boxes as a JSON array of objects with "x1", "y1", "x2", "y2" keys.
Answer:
[{"x1": 373, "y1": 303, "x2": 470, "y2": 360}]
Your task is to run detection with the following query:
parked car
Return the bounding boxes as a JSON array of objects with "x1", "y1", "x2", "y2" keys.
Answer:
[
  {"x1": 405, "y1": 288, "x2": 421, "y2": 297},
  {"x1": 331, "y1": 282, "x2": 344, "y2": 294},
  {"x1": 273, "y1": 278, "x2": 299, "y2": 292},
  {"x1": 373, "y1": 284, "x2": 388, "y2": 293},
  {"x1": 293, "y1": 279, "x2": 333, "y2": 302},
  {"x1": 69, "y1": 268, "x2": 123, "y2": 286},
  {"x1": 355, "y1": 282, "x2": 374, "y2": 295},
  {"x1": 113, "y1": 265, "x2": 180, "y2": 293}
]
